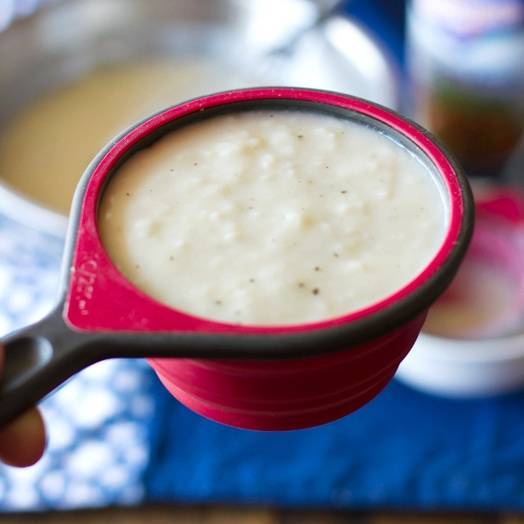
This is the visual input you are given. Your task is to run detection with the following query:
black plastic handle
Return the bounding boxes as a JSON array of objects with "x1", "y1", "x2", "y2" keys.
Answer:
[
  {"x1": 0, "y1": 301, "x2": 239, "y2": 427},
  {"x1": 0, "y1": 304, "x2": 101, "y2": 426}
]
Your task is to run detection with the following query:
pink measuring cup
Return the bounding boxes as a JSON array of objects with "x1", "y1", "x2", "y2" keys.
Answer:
[{"x1": 0, "y1": 88, "x2": 473, "y2": 430}]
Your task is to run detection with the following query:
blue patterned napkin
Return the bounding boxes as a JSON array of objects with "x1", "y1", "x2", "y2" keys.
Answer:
[{"x1": 0, "y1": 216, "x2": 156, "y2": 511}]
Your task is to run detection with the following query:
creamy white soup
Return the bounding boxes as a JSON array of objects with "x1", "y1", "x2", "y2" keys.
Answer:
[{"x1": 99, "y1": 110, "x2": 447, "y2": 325}]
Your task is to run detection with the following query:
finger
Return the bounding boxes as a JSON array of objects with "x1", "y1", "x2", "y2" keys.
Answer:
[{"x1": 0, "y1": 407, "x2": 46, "y2": 467}]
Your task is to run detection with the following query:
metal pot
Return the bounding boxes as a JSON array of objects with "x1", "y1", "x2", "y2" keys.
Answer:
[{"x1": 0, "y1": 0, "x2": 397, "y2": 236}]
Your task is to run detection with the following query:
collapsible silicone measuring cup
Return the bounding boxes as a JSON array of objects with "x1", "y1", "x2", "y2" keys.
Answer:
[{"x1": 0, "y1": 88, "x2": 473, "y2": 430}]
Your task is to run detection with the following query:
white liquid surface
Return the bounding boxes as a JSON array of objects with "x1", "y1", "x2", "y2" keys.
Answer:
[
  {"x1": 424, "y1": 255, "x2": 521, "y2": 339},
  {"x1": 99, "y1": 111, "x2": 447, "y2": 325},
  {"x1": 0, "y1": 60, "x2": 255, "y2": 214}
]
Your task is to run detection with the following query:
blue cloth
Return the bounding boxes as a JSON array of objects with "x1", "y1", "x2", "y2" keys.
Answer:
[
  {"x1": 345, "y1": 0, "x2": 405, "y2": 69},
  {"x1": 145, "y1": 375, "x2": 524, "y2": 511}
]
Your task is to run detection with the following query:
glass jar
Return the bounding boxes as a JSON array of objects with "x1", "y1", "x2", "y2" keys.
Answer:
[{"x1": 407, "y1": 0, "x2": 524, "y2": 179}]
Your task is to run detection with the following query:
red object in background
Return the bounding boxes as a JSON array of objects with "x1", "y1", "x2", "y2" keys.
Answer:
[
  {"x1": 424, "y1": 187, "x2": 524, "y2": 339},
  {"x1": 476, "y1": 188, "x2": 524, "y2": 224}
]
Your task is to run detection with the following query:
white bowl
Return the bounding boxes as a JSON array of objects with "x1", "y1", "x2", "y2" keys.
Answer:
[
  {"x1": 396, "y1": 186, "x2": 524, "y2": 398},
  {"x1": 396, "y1": 331, "x2": 524, "y2": 398}
]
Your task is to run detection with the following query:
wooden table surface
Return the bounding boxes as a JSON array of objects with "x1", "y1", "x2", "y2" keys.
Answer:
[{"x1": 0, "y1": 507, "x2": 523, "y2": 523}]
